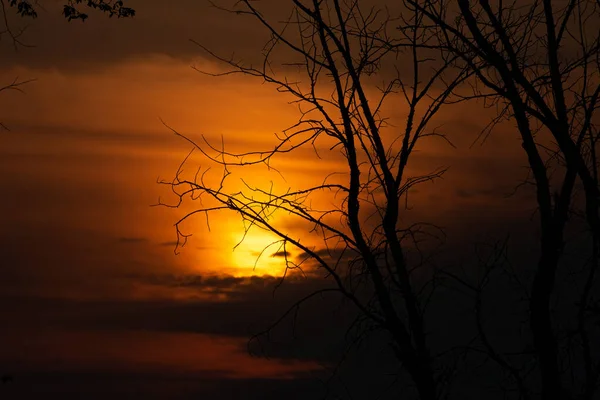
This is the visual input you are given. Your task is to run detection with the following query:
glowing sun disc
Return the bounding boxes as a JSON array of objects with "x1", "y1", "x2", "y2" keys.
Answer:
[{"x1": 229, "y1": 231, "x2": 287, "y2": 276}]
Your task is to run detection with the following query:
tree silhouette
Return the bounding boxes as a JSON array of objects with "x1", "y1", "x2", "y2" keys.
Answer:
[
  {"x1": 6, "y1": 0, "x2": 135, "y2": 20},
  {"x1": 163, "y1": 0, "x2": 600, "y2": 399},
  {"x1": 407, "y1": 1, "x2": 600, "y2": 398},
  {"x1": 162, "y1": 1, "x2": 465, "y2": 398}
]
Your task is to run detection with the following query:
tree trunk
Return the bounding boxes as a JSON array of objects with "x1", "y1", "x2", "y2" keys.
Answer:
[{"x1": 530, "y1": 229, "x2": 564, "y2": 399}]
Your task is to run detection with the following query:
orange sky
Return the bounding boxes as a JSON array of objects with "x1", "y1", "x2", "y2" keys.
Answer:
[{"x1": 0, "y1": 1, "x2": 540, "y2": 398}]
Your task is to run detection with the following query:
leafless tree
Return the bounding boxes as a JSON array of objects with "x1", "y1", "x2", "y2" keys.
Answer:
[
  {"x1": 162, "y1": 0, "x2": 600, "y2": 398},
  {"x1": 405, "y1": 1, "x2": 600, "y2": 399},
  {"x1": 161, "y1": 1, "x2": 467, "y2": 399}
]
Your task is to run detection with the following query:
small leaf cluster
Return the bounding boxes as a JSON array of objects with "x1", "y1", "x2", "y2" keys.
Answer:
[
  {"x1": 8, "y1": 0, "x2": 37, "y2": 18},
  {"x1": 8, "y1": 0, "x2": 135, "y2": 21},
  {"x1": 62, "y1": 0, "x2": 135, "y2": 21}
]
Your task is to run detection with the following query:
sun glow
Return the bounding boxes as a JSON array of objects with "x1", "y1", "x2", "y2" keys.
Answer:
[{"x1": 228, "y1": 230, "x2": 289, "y2": 277}]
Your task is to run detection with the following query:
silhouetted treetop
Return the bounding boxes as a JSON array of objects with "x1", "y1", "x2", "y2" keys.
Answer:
[{"x1": 8, "y1": 0, "x2": 135, "y2": 21}]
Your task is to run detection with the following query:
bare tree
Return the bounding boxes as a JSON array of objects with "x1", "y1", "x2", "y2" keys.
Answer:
[
  {"x1": 405, "y1": 1, "x2": 600, "y2": 399},
  {"x1": 162, "y1": 0, "x2": 600, "y2": 398},
  {"x1": 161, "y1": 1, "x2": 467, "y2": 399}
]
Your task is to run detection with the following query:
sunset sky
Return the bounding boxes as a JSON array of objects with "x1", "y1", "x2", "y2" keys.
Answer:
[{"x1": 0, "y1": 1, "x2": 542, "y2": 398}]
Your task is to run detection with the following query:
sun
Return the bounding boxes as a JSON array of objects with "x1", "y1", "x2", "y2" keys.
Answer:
[{"x1": 228, "y1": 230, "x2": 289, "y2": 277}]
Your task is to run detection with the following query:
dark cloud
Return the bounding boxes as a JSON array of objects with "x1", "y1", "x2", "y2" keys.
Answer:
[
  {"x1": 0, "y1": 271, "x2": 357, "y2": 362},
  {"x1": 297, "y1": 247, "x2": 357, "y2": 266},
  {"x1": 0, "y1": 0, "x2": 282, "y2": 71},
  {"x1": 125, "y1": 272, "x2": 279, "y2": 290},
  {"x1": 270, "y1": 250, "x2": 291, "y2": 258}
]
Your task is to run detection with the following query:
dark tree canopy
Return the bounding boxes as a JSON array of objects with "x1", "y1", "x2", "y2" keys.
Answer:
[{"x1": 8, "y1": 0, "x2": 135, "y2": 21}]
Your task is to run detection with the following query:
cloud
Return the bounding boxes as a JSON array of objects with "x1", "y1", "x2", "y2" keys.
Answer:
[
  {"x1": 128, "y1": 272, "x2": 271, "y2": 290},
  {"x1": 270, "y1": 250, "x2": 292, "y2": 258},
  {"x1": 0, "y1": 0, "x2": 287, "y2": 71},
  {"x1": 296, "y1": 247, "x2": 357, "y2": 266},
  {"x1": 120, "y1": 272, "x2": 327, "y2": 303},
  {"x1": 0, "y1": 327, "x2": 321, "y2": 381},
  {"x1": 0, "y1": 269, "x2": 358, "y2": 366}
]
